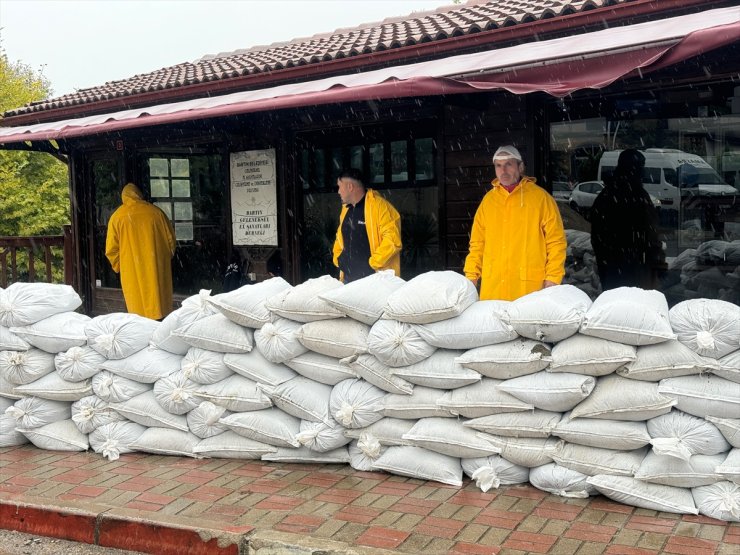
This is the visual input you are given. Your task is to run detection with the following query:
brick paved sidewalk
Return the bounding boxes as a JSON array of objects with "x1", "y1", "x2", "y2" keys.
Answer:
[{"x1": 1, "y1": 445, "x2": 738, "y2": 555}]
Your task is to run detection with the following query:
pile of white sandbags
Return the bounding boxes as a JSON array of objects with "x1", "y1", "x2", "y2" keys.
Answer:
[
  {"x1": 663, "y1": 239, "x2": 740, "y2": 305},
  {"x1": 1, "y1": 275, "x2": 739, "y2": 522}
]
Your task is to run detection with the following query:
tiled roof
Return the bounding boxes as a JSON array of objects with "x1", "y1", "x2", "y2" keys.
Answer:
[{"x1": 6, "y1": 0, "x2": 623, "y2": 118}]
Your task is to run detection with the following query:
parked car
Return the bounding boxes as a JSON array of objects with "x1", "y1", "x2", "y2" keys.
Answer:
[
  {"x1": 569, "y1": 180, "x2": 604, "y2": 211},
  {"x1": 551, "y1": 181, "x2": 572, "y2": 202},
  {"x1": 569, "y1": 180, "x2": 662, "y2": 212}
]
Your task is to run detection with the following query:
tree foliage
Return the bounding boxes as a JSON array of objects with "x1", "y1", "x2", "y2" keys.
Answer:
[{"x1": 0, "y1": 46, "x2": 69, "y2": 237}]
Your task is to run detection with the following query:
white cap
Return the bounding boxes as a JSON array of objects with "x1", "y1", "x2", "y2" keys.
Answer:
[{"x1": 492, "y1": 145, "x2": 523, "y2": 163}]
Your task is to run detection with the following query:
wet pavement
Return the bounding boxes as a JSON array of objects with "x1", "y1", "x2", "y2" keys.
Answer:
[{"x1": 0, "y1": 444, "x2": 738, "y2": 555}]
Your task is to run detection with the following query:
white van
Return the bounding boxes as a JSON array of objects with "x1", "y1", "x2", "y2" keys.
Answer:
[{"x1": 597, "y1": 149, "x2": 738, "y2": 209}]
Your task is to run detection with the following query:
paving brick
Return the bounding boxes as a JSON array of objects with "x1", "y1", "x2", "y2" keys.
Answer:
[
  {"x1": 549, "y1": 537, "x2": 583, "y2": 555},
  {"x1": 605, "y1": 546, "x2": 657, "y2": 555},
  {"x1": 455, "y1": 523, "x2": 488, "y2": 544},
  {"x1": 450, "y1": 541, "x2": 501, "y2": 554},
  {"x1": 626, "y1": 515, "x2": 676, "y2": 535},
  {"x1": 636, "y1": 531, "x2": 669, "y2": 551},
  {"x1": 565, "y1": 520, "x2": 619, "y2": 544},
  {"x1": 663, "y1": 534, "x2": 719, "y2": 554},
  {"x1": 450, "y1": 490, "x2": 495, "y2": 508},
  {"x1": 370, "y1": 509, "x2": 404, "y2": 528},
  {"x1": 517, "y1": 515, "x2": 546, "y2": 533},
  {"x1": 335, "y1": 504, "x2": 382, "y2": 524},
  {"x1": 540, "y1": 519, "x2": 570, "y2": 537}
]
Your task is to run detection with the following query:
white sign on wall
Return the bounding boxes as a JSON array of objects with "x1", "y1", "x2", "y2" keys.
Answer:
[{"x1": 230, "y1": 148, "x2": 278, "y2": 246}]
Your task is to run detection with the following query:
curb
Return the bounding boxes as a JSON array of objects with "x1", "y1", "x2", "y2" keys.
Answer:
[{"x1": 0, "y1": 498, "x2": 401, "y2": 555}]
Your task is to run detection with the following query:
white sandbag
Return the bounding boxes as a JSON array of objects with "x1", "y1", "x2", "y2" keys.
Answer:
[
  {"x1": 0, "y1": 348, "x2": 55, "y2": 385},
  {"x1": 17, "y1": 419, "x2": 89, "y2": 451},
  {"x1": 393, "y1": 349, "x2": 480, "y2": 390},
  {"x1": 193, "y1": 431, "x2": 277, "y2": 459},
  {"x1": 658, "y1": 375, "x2": 740, "y2": 419},
  {"x1": 714, "y1": 350, "x2": 740, "y2": 384},
  {"x1": 86, "y1": 313, "x2": 158, "y2": 360},
  {"x1": 254, "y1": 318, "x2": 307, "y2": 363},
  {"x1": 498, "y1": 372, "x2": 595, "y2": 413},
  {"x1": 502, "y1": 285, "x2": 592, "y2": 343},
  {"x1": 455, "y1": 339, "x2": 551, "y2": 379},
  {"x1": 0, "y1": 374, "x2": 21, "y2": 400},
  {"x1": 5, "y1": 397, "x2": 71, "y2": 429},
  {"x1": 669, "y1": 299, "x2": 740, "y2": 359},
  {"x1": 109, "y1": 390, "x2": 188, "y2": 431},
  {"x1": 692, "y1": 482, "x2": 740, "y2": 522},
  {"x1": 580, "y1": 287, "x2": 675, "y2": 346},
  {"x1": 318, "y1": 271, "x2": 406, "y2": 325},
  {"x1": 150, "y1": 290, "x2": 220, "y2": 355},
  {"x1": 383, "y1": 271, "x2": 478, "y2": 324},
  {"x1": 153, "y1": 372, "x2": 201, "y2": 415},
  {"x1": 647, "y1": 411, "x2": 730, "y2": 460},
  {"x1": 0, "y1": 412, "x2": 28, "y2": 446},
  {"x1": 587, "y1": 474, "x2": 698, "y2": 514},
  {"x1": 413, "y1": 300, "x2": 517, "y2": 349},
  {"x1": 89, "y1": 421, "x2": 147, "y2": 461},
  {"x1": 553, "y1": 414, "x2": 651, "y2": 451},
  {"x1": 635, "y1": 452, "x2": 724, "y2": 487},
  {"x1": 296, "y1": 418, "x2": 352, "y2": 452},
  {"x1": 343, "y1": 353, "x2": 412, "y2": 395},
  {"x1": 618, "y1": 340, "x2": 718, "y2": 382},
  {"x1": 553, "y1": 444, "x2": 647, "y2": 476},
  {"x1": 220, "y1": 408, "x2": 301, "y2": 447},
  {"x1": 224, "y1": 350, "x2": 295, "y2": 387},
  {"x1": 550, "y1": 334, "x2": 636, "y2": 377},
  {"x1": 10, "y1": 312, "x2": 90, "y2": 354},
  {"x1": 92, "y1": 371, "x2": 151, "y2": 403},
  {"x1": 173, "y1": 313, "x2": 253, "y2": 354},
  {"x1": 367, "y1": 319, "x2": 436, "y2": 368},
  {"x1": 186, "y1": 401, "x2": 229, "y2": 439},
  {"x1": 484, "y1": 436, "x2": 561, "y2": 468},
  {"x1": 0, "y1": 283, "x2": 82, "y2": 327},
  {"x1": 297, "y1": 319, "x2": 369, "y2": 359},
  {"x1": 55, "y1": 346, "x2": 106, "y2": 382},
  {"x1": 14, "y1": 373, "x2": 91, "y2": 402},
  {"x1": 348, "y1": 438, "x2": 383, "y2": 471},
  {"x1": 716, "y1": 449, "x2": 740, "y2": 483},
  {"x1": 437, "y1": 378, "x2": 533, "y2": 418},
  {"x1": 372, "y1": 445, "x2": 463, "y2": 486},
  {"x1": 705, "y1": 416, "x2": 740, "y2": 448},
  {"x1": 264, "y1": 275, "x2": 344, "y2": 322},
  {"x1": 529, "y1": 463, "x2": 596, "y2": 498},
  {"x1": 266, "y1": 376, "x2": 333, "y2": 424},
  {"x1": 461, "y1": 455, "x2": 530, "y2": 492},
  {"x1": 285, "y1": 352, "x2": 355, "y2": 386},
  {"x1": 464, "y1": 410, "x2": 561, "y2": 439},
  {"x1": 193, "y1": 374, "x2": 272, "y2": 412},
  {"x1": 329, "y1": 378, "x2": 386, "y2": 429},
  {"x1": 343, "y1": 418, "x2": 416, "y2": 447},
  {"x1": 0, "y1": 325, "x2": 29, "y2": 351},
  {"x1": 208, "y1": 277, "x2": 292, "y2": 328},
  {"x1": 182, "y1": 348, "x2": 233, "y2": 385},
  {"x1": 402, "y1": 417, "x2": 501, "y2": 458},
  {"x1": 101, "y1": 347, "x2": 182, "y2": 384},
  {"x1": 571, "y1": 374, "x2": 676, "y2": 421},
  {"x1": 128, "y1": 427, "x2": 200, "y2": 457},
  {"x1": 262, "y1": 446, "x2": 351, "y2": 464},
  {"x1": 71, "y1": 395, "x2": 126, "y2": 434},
  {"x1": 382, "y1": 386, "x2": 453, "y2": 420}
]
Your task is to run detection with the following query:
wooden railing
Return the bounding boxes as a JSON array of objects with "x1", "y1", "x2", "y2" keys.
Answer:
[{"x1": 0, "y1": 226, "x2": 75, "y2": 288}]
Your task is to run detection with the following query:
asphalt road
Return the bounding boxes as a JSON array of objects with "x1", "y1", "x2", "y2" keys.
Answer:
[{"x1": 0, "y1": 530, "x2": 146, "y2": 555}]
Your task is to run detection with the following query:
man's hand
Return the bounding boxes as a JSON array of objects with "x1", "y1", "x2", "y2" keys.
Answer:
[
  {"x1": 469, "y1": 277, "x2": 479, "y2": 288},
  {"x1": 543, "y1": 280, "x2": 558, "y2": 288}
]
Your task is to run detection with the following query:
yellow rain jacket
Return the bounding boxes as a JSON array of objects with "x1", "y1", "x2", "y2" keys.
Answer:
[
  {"x1": 463, "y1": 176, "x2": 566, "y2": 301},
  {"x1": 105, "y1": 183, "x2": 177, "y2": 319},
  {"x1": 332, "y1": 189, "x2": 402, "y2": 280}
]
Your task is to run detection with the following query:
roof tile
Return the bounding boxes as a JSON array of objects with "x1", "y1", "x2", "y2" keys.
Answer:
[{"x1": 5, "y1": 0, "x2": 622, "y2": 118}]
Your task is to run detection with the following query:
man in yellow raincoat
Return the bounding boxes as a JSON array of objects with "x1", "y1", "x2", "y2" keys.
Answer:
[
  {"x1": 106, "y1": 183, "x2": 177, "y2": 319},
  {"x1": 332, "y1": 168, "x2": 402, "y2": 282},
  {"x1": 464, "y1": 146, "x2": 566, "y2": 301}
]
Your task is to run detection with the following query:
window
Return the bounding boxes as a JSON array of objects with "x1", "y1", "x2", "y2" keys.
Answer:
[{"x1": 149, "y1": 157, "x2": 193, "y2": 241}]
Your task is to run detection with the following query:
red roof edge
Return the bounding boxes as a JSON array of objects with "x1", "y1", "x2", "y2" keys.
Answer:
[{"x1": 0, "y1": 0, "x2": 721, "y2": 127}]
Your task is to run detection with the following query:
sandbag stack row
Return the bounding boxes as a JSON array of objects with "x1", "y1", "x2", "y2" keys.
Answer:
[{"x1": 0, "y1": 275, "x2": 739, "y2": 523}]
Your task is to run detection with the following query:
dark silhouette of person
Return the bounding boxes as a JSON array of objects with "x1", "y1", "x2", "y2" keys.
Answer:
[{"x1": 591, "y1": 149, "x2": 664, "y2": 290}]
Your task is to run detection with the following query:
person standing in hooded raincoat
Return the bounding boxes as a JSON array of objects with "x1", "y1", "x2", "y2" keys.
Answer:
[{"x1": 106, "y1": 183, "x2": 177, "y2": 320}]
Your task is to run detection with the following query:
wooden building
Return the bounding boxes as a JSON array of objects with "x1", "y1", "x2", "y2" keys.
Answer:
[{"x1": 1, "y1": 0, "x2": 738, "y2": 314}]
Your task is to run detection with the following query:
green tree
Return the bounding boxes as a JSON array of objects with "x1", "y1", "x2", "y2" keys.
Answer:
[{"x1": 0, "y1": 45, "x2": 69, "y2": 281}]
